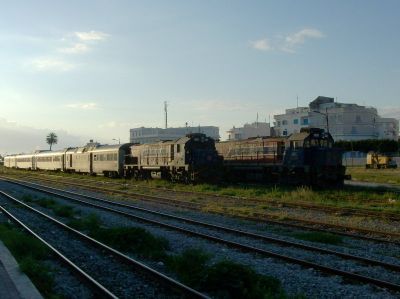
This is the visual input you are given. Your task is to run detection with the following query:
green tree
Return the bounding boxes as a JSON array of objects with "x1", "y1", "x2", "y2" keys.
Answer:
[{"x1": 46, "y1": 132, "x2": 58, "y2": 150}]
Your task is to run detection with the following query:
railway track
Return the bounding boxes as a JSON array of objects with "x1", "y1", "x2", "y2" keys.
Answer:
[
  {"x1": 0, "y1": 189, "x2": 209, "y2": 299},
  {"x1": 2, "y1": 173, "x2": 400, "y2": 244},
  {"x1": 2, "y1": 178, "x2": 400, "y2": 293},
  {"x1": 0, "y1": 204, "x2": 118, "y2": 299},
  {"x1": 11, "y1": 171, "x2": 400, "y2": 221}
]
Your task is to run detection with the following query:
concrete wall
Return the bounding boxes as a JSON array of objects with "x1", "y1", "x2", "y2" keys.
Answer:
[
  {"x1": 342, "y1": 157, "x2": 366, "y2": 166},
  {"x1": 343, "y1": 156, "x2": 400, "y2": 167}
]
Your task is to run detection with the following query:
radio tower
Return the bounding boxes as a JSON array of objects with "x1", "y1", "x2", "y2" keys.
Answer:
[{"x1": 164, "y1": 101, "x2": 168, "y2": 129}]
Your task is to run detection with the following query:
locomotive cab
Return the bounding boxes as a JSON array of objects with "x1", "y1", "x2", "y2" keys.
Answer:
[
  {"x1": 283, "y1": 128, "x2": 345, "y2": 186},
  {"x1": 181, "y1": 133, "x2": 221, "y2": 182}
]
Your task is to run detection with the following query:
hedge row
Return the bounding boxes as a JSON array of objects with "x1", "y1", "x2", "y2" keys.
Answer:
[{"x1": 334, "y1": 139, "x2": 399, "y2": 153}]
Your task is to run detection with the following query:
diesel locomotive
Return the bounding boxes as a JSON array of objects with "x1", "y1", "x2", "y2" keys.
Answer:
[
  {"x1": 216, "y1": 128, "x2": 346, "y2": 186},
  {"x1": 124, "y1": 133, "x2": 221, "y2": 182},
  {"x1": 3, "y1": 129, "x2": 346, "y2": 186}
]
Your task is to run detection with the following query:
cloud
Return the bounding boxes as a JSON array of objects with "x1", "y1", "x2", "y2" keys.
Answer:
[
  {"x1": 250, "y1": 38, "x2": 273, "y2": 51},
  {"x1": 59, "y1": 43, "x2": 90, "y2": 54},
  {"x1": 282, "y1": 28, "x2": 324, "y2": 53},
  {"x1": 29, "y1": 57, "x2": 76, "y2": 72},
  {"x1": 0, "y1": 118, "x2": 86, "y2": 154},
  {"x1": 180, "y1": 100, "x2": 244, "y2": 112},
  {"x1": 22, "y1": 30, "x2": 109, "y2": 72},
  {"x1": 75, "y1": 31, "x2": 109, "y2": 41},
  {"x1": 57, "y1": 30, "x2": 109, "y2": 55},
  {"x1": 65, "y1": 102, "x2": 98, "y2": 110},
  {"x1": 379, "y1": 107, "x2": 400, "y2": 119},
  {"x1": 98, "y1": 121, "x2": 133, "y2": 129},
  {"x1": 251, "y1": 28, "x2": 325, "y2": 53}
]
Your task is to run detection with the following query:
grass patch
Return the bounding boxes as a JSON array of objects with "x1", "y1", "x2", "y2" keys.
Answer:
[
  {"x1": 346, "y1": 166, "x2": 400, "y2": 185},
  {"x1": 89, "y1": 227, "x2": 169, "y2": 260},
  {"x1": 204, "y1": 261, "x2": 284, "y2": 299},
  {"x1": 24, "y1": 196, "x2": 78, "y2": 219},
  {"x1": 221, "y1": 190, "x2": 239, "y2": 197},
  {"x1": 36, "y1": 198, "x2": 56, "y2": 208},
  {"x1": 67, "y1": 213, "x2": 102, "y2": 232},
  {"x1": 0, "y1": 223, "x2": 59, "y2": 298},
  {"x1": 291, "y1": 231, "x2": 343, "y2": 245},
  {"x1": 166, "y1": 248, "x2": 210, "y2": 289},
  {"x1": 21, "y1": 194, "x2": 35, "y2": 202},
  {"x1": 53, "y1": 205, "x2": 76, "y2": 218},
  {"x1": 167, "y1": 249, "x2": 285, "y2": 299}
]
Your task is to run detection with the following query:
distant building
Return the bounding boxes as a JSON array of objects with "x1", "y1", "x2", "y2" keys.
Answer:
[
  {"x1": 227, "y1": 122, "x2": 271, "y2": 140},
  {"x1": 130, "y1": 126, "x2": 220, "y2": 144},
  {"x1": 274, "y1": 107, "x2": 310, "y2": 137},
  {"x1": 273, "y1": 96, "x2": 399, "y2": 141}
]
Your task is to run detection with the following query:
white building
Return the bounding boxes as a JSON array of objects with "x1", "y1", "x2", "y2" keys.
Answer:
[
  {"x1": 130, "y1": 126, "x2": 220, "y2": 144},
  {"x1": 274, "y1": 107, "x2": 309, "y2": 136},
  {"x1": 273, "y1": 96, "x2": 399, "y2": 141},
  {"x1": 227, "y1": 122, "x2": 270, "y2": 140}
]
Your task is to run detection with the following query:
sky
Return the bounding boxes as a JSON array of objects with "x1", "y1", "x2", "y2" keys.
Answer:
[{"x1": 1, "y1": 0, "x2": 399, "y2": 154}]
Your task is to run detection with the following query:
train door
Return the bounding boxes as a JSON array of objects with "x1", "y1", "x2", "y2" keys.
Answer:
[
  {"x1": 170, "y1": 144, "x2": 174, "y2": 161},
  {"x1": 32, "y1": 156, "x2": 36, "y2": 170},
  {"x1": 89, "y1": 153, "x2": 93, "y2": 173},
  {"x1": 69, "y1": 154, "x2": 73, "y2": 167}
]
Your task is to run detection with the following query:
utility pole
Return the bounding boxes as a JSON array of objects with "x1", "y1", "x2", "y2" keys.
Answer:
[
  {"x1": 164, "y1": 101, "x2": 168, "y2": 129},
  {"x1": 312, "y1": 109, "x2": 329, "y2": 133},
  {"x1": 325, "y1": 108, "x2": 329, "y2": 133}
]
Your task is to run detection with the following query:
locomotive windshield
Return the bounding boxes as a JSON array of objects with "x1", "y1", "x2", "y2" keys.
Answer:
[{"x1": 304, "y1": 134, "x2": 333, "y2": 148}]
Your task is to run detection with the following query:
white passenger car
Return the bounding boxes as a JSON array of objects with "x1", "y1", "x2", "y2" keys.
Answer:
[{"x1": 35, "y1": 150, "x2": 66, "y2": 171}]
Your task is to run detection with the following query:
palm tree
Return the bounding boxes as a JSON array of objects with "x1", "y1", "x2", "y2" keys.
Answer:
[{"x1": 46, "y1": 132, "x2": 58, "y2": 150}]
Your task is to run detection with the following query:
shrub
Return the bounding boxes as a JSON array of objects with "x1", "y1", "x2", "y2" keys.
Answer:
[
  {"x1": 67, "y1": 213, "x2": 102, "y2": 232},
  {"x1": 203, "y1": 261, "x2": 283, "y2": 299},
  {"x1": 89, "y1": 227, "x2": 169, "y2": 259},
  {"x1": 166, "y1": 248, "x2": 210, "y2": 289},
  {"x1": 291, "y1": 232, "x2": 343, "y2": 245},
  {"x1": 53, "y1": 205, "x2": 75, "y2": 218}
]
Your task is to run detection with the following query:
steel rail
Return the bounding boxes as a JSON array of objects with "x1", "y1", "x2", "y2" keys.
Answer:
[
  {"x1": 20, "y1": 171, "x2": 400, "y2": 221},
  {"x1": 0, "y1": 205, "x2": 118, "y2": 299},
  {"x1": 3, "y1": 179, "x2": 400, "y2": 291},
  {"x1": 0, "y1": 190, "x2": 210, "y2": 299},
  {"x1": 2, "y1": 174, "x2": 400, "y2": 245},
  {"x1": 4, "y1": 177, "x2": 400, "y2": 272}
]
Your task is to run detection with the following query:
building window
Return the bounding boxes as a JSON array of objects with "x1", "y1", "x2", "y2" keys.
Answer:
[
  {"x1": 283, "y1": 130, "x2": 288, "y2": 136},
  {"x1": 277, "y1": 121, "x2": 281, "y2": 127},
  {"x1": 302, "y1": 118, "x2": 309, "y2": 125},
  {"x1": 293, "y1": 119, "x2": 299, "y2": 124},
  {"x1": 282, "y1": 120, "x2": 288, "y2": 125},
  {"x1": 356, "y1": 115, "x2": 361, "y2": 123}
]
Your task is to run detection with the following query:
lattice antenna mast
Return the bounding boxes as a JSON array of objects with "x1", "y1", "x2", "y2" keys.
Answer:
[{"x1": 164, "y1": 101, "x2": 168, "y2": 129}]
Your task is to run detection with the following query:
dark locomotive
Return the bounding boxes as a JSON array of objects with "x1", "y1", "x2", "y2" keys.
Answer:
[
  {"x1": 124, "y1": 133, "x2": 221, "y2": 182},
  {"x1": 216, "y1": 128, "x2": 346, "y2": 186},
  {"x1": 3, "y1": 129, "x2": 346, "y2": 186}
]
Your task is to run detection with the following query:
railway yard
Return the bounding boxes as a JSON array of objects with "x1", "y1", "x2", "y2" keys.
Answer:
[{"x1": 0, "y1": 166, "x2": 400, "y2": 298}]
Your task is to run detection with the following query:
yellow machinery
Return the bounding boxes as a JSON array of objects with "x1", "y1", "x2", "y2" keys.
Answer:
[{"x1": 366, "y1": 152, "x2": 397, "y2": 169}]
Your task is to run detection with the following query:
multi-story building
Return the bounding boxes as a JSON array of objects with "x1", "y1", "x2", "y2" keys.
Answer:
[
  {"x1": 273, "y1": 96, "x2": 399, "y2": 141},
  {"x1": 130, "y1": 126, "x2": 220, "y2": 144},
  {"x1": 273, "y1": 107, "x2": 310, "y2": 136},
  {"x1": 227, "y1": 122, "x2": 270, "y2": 140}
]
